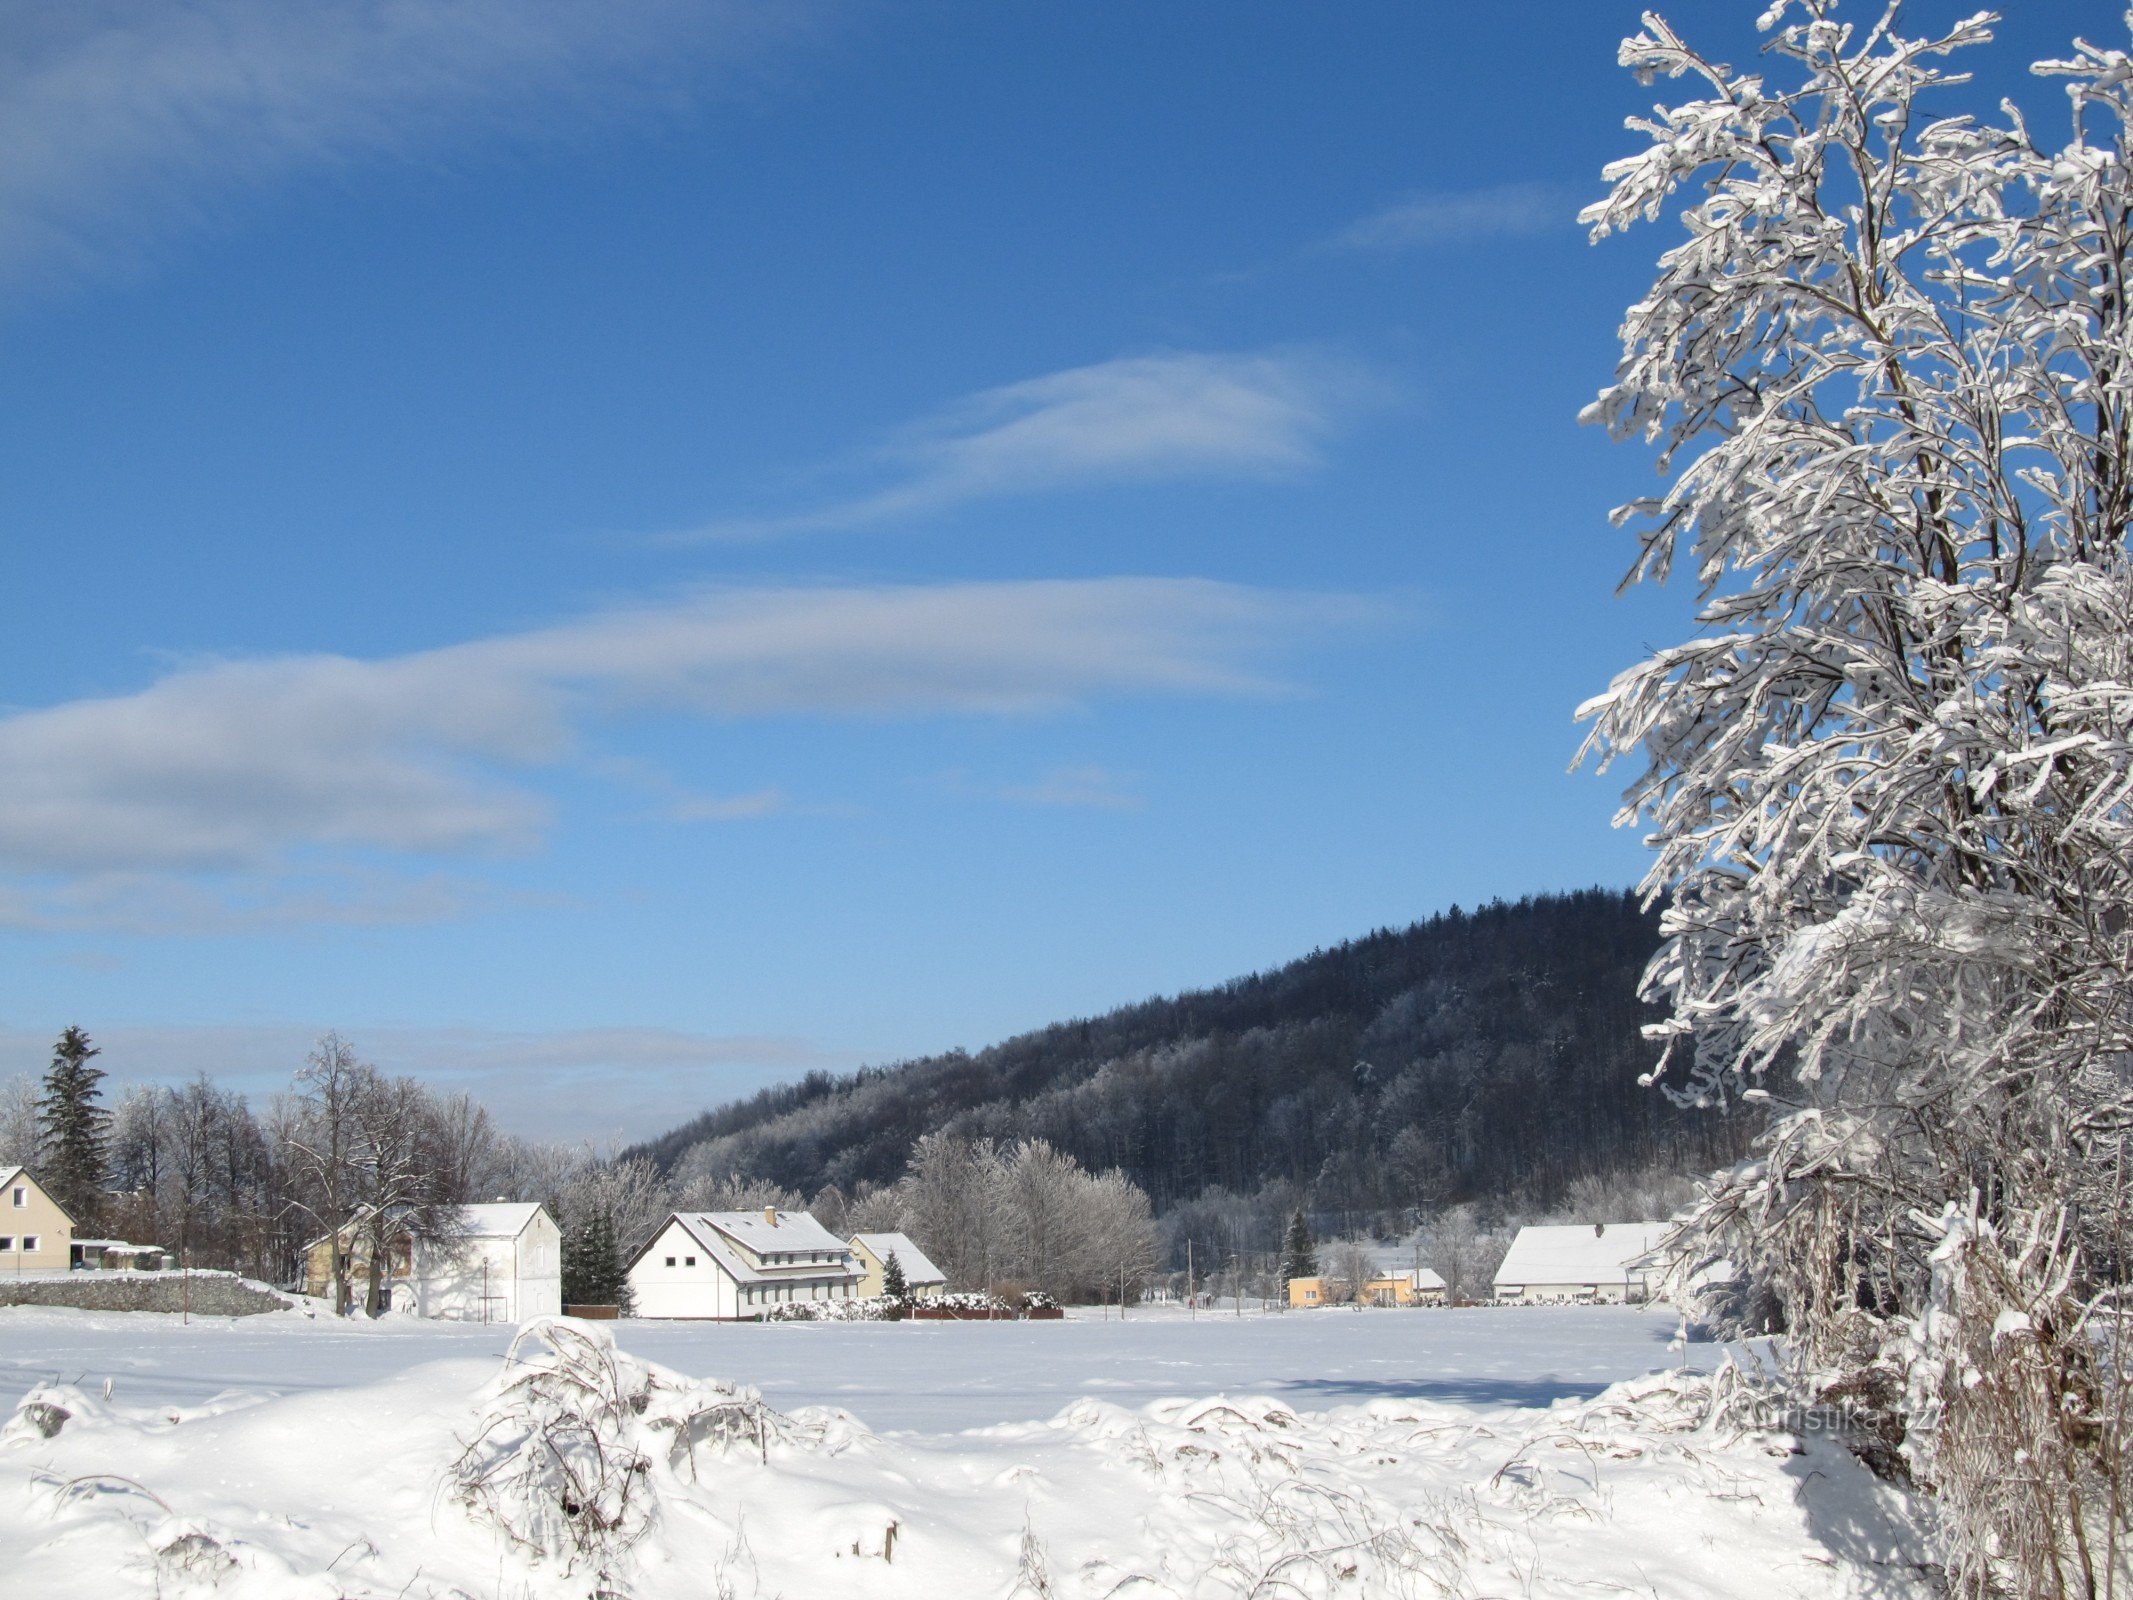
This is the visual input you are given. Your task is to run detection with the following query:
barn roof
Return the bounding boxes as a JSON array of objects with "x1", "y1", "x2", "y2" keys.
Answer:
[{"x1": 1493, "y1": 1223, "x2": 1668, "y2": 1289}]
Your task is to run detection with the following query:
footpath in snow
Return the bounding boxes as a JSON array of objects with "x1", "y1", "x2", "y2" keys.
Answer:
[{"x1": 0, "y1": 1303, "x2": 1933, "y2": 1597}]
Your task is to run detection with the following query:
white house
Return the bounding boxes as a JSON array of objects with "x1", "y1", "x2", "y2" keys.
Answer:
[
  {"x1": 1493, "y1": 1222, "x2": 1669, "y2": 1305},
  {"x1": 628, "y1": 1207, "x2": 861, "y2": 1320},
  {"x1": 847, "y1": 1231, "x2": 946, "y2": 1299},
  {"x1": 388, "y1": 1203, "x2": 562, "y2": 1323}
]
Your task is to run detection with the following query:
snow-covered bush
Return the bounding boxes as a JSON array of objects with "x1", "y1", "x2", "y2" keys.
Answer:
[
  {"x1": 931, "y1": 1290, "x2": 1012, "y2": 1315},
  {"x1": 449, "y1": 1317, "x2": 835, "y2": 1588},
  {"x1": 1579, "y1": 4, "x2": 2133, "y2": 1591},
  {"x1": 764, "y1": 1295, "x2": 899, "y2": 1322}
]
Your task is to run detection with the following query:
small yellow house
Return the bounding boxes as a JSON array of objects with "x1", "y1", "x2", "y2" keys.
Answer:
[
  {"x1": 1289, "y1": 1265, "x2": 1448, "y2": 1308},
  {"x1": 0, "y1": 1167, "x2": 75, "y2": 1275},
  {"x1": 846, "y1": 1232, "x2": 946, "y2": 1299}
]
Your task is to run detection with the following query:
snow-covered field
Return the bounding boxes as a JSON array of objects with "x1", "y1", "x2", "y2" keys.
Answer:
[{"x1": 0, "y1": 1302, "x2": 1933, "y2": 1597}]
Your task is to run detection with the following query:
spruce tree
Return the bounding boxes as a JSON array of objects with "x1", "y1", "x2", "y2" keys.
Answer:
[
  {"x1": 881, "y1": 1249, "x2": 908, "y2": 1302},
  {"x1": 37, "y1": 1026, "x2": 108, "y2": 1230},
  {"x1": 561, "y1": 1210, "x2": 631, "y2": 1311},
  {"x1": 1280, "y1": 1209, "x2": 1316, "y2": 1288}
]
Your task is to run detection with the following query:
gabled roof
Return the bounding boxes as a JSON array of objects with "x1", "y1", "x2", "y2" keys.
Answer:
[
  {"x1": 1494, "y1": 1223, "x2": 1669, "y2": 1288},
  {"x1": 695, "y1": 1209, "x2": 848, "y2": 1259},
  {"x1": 850, "y1": 1231, "x2": 945, "y2": 1285},
  {"x1": 457, "y1": 1202, "x2": 548, "y2": 1239},
  {"x1": 629, "y1": 1211, "x2": 861, "y2": 1287},
  {"x1": 0, "y1": 1165, "x2": 76, "y2": 1227},
  {"x1": 1363, "y1": 1245, "x2": 1448, "y2": 1289}
]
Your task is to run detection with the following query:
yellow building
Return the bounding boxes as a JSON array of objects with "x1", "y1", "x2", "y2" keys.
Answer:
[
  {"x1": 0, "y1": 1167, "x2": 76, "y2": 1275},
  {"x1": 846, "y1": 1232, "x2": 946, "y2": 1299},
  {"x1": 1288, "y1": 1266, "x2": 1447, "y2": 1308}
]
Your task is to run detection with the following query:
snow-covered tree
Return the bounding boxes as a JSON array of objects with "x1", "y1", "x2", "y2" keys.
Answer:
[
  {"x1": 0, "y1": 1073, "x2": 40, "y2": 1168},
  {"x1": 1578, "y1": 6, "x2": 2133, "y2": 1589},
  {"x1": 1279, "y1": 1209, "x2": 1316, "y2": 1289}
]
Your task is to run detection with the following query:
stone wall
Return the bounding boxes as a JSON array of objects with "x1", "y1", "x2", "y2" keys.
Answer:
[{"x1": 0, "y1": 1271, "x2": 295, "y2": 1317}]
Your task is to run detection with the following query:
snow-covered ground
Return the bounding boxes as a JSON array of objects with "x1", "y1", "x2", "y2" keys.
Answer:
[{"x1": 0, "y1": 1302, "x2": 1933, "y2": 1597}]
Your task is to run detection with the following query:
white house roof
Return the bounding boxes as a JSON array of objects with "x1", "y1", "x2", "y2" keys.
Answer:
[
  {"x1": 0, "y1": 1166, "x2": 20, "y2": 1190},
  {"x1": 1494, "y1": 1223, "x2": 1669, "y2": 1289},
  {"x1": 694, "y1": 1208, "x2": 848, "y2": 1259},
  {"x1": 457, "y1": 1202, "x2": 547, "y2": 1239},
  {"x1": 850, "y1": 1232, "x2": 945, "y2": 1285}
]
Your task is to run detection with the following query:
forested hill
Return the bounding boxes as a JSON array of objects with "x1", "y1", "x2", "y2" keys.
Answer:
[{"x1": 630, "y1": 889, "x2": 1747, "y2": 1222}]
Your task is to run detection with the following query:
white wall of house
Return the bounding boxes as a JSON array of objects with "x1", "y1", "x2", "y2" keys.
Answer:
[
  {"x1": 627, "y1": 1211, "x2": 863, "y2": 1320},
  {"x1": 389, "y1": 1204, "x2": 562, "y2": 1323},
  {"x1": 629, "y1": 1217, "x2": 740, "y2": 1320}
]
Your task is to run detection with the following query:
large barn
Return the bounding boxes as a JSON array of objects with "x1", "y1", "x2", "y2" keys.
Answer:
[
  {"x1": 1492, "y1": 1222, "x2": 1668, "y2": 1305},
  {"x1": 627, "y1": 1208, "x2": 861, "y2": 1320}
]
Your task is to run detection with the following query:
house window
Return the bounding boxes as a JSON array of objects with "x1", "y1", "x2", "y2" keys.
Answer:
[
  {"x1": 685, "y1": 1256, "x2": 696, "y2": 1267},
  {"x1": 665, "y1": 1257, "x2": 676, "y2": 1267},
  {"x1": 0, "y1": 1237, "x2": 12, "y2": 1251},
  {"x1": 9, "y1": 1186, "x2": 22, "y2": 1208},
  {"x1": 21, "y1": 1236, "x2": 36, "y2": 1252}
]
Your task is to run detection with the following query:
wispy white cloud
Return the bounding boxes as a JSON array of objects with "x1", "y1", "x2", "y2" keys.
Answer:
[
  {"x1": 0, "y1": 868, "x2": 530, "y2": 937},
  {"x1": 663, "y1": 787, "x2": 792, "y2": 823},
  {"x1": 687, "y1": 350, "x2": 1382, "y2": 539},
  {"x1": 1326, "y1": 182, "x2": 1569, "y2": 253},
  {"x1": 998, "y1": 765, "x2": 1145, "y2": 812},
  {"x1": 0, "y1": 579, "x2": 1370, "y2": 899},
  {"x1": 0, "y1": 0, "x2": 806, "y2": 287},
  {"x1": 0, "y1": 1021, "x2": 851, "y2": 1142}
]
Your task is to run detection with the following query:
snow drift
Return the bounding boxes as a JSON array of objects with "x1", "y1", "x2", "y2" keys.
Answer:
[{"x1": 0, "y1": 1315, "x2": 1931, "y2": 1597}]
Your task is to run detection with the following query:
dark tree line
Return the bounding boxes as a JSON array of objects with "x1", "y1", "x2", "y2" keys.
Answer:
[{"x1": 631, "y1": 890, "x2": 1751, "y2": 1244}]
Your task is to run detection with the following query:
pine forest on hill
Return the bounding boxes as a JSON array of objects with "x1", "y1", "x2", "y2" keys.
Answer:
[{"x1": 631, "y1": 889, "x2": 1750, "y2": 1245}]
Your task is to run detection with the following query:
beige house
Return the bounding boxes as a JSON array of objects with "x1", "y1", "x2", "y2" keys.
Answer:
[
  {"x1": 0, "y1": 1167, "x2": 75, "y2": 1275},
  {"x1": 847, "y1": 1232, "x2": 945, "y2": 1299}
]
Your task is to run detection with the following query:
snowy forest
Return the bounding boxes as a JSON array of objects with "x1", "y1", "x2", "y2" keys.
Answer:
[
  {"x1": 0, "y1": 889, "x2": 1730, "y2": 1306},
  {"x1": 629, "y1": 888, "x2": 1746, "y2": 1252}
]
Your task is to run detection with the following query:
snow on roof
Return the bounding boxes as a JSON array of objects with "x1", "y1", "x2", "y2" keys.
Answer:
[
  {"x1": 690, "y1": 1209, "x2": 848, "y2": 1260},
  {"x1": 1362, "y1": 1245, "x2": 1448, "y2": 1287},
  {"x1": 655, "y1": 1213, "x2": 859, "y2": 1287},
  {"x1": 458, "y1": 1203, "x2": 546, "y2": 1239},
  {"x1": 1494, "y1": 1223, "x2": 1669, "y2": 1288},
  {"x1": 0, "y1": 1166, "x2": 20, "y2": 1189},
  {"x1": 850, "y1": 1231, "x2": 945, "y2": 1285}
]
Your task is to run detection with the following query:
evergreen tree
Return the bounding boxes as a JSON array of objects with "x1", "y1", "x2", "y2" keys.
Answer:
[
  {"x1": 37, "y1": 1026, "x2": 108, "y2": 1230},
  {"x1": 561, "y1": 1210, "x2": 632, "y2": 1311},
  {"x1": 881, "y1": 1248, "x2": 908, "y2": 1302},
  {"x1": 1280, "y1": 1209, "x2": 1316, "y2": 1287}
]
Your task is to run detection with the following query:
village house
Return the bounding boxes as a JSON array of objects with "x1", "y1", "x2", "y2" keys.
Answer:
[
  {"x1": 627, "y1": 1207, "x2": 860, "y2": 1320},
  {"x1": 302, "y1": 1202, "x2": 562, "y2": 1321},
  {"x1": 0, "y1": 1167, "x2": 73, "y2": 1275},
  {"x1": 1363, "y1": 1245, "x2": 1447, "y2": 1306},
  {"x1": 1286, "y1": 1266, "x2": 1446, "y2": 1309},
  {"x1": 1492, "y1": 1222, "x2": 1668, "y2": 1305},
  {"x1": 847, "y1": 1231, "x2": 946, "y2": 1299}
]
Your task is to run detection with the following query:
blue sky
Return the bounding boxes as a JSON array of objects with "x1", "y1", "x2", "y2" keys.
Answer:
[{"x1": 0, "y1": 0, "x2": 2100, "y2": 1138}]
